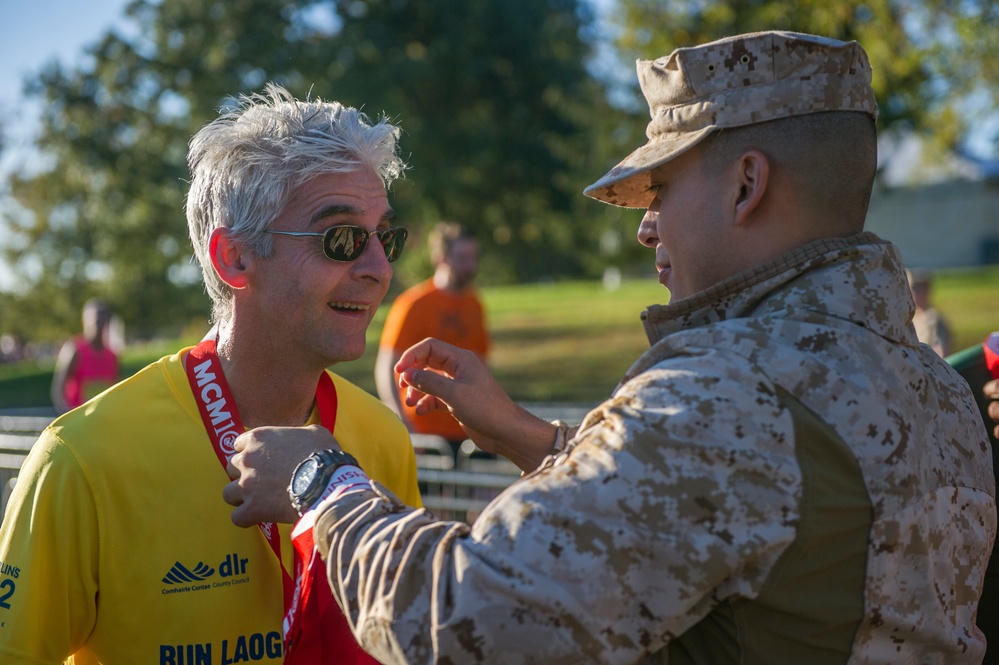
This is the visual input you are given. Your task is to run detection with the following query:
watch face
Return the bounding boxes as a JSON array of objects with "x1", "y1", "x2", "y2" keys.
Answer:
[{"x1": 291, "y1": 458, "x2": 320, "y2": 495}]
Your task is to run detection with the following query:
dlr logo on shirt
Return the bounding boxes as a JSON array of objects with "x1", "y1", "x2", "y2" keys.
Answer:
[
  {"x1": 220, "y1": 552, "x2": 248, "y2": 577},
  {"x1": 160, "y1": 631, "x2": 282, "y2": 664}
]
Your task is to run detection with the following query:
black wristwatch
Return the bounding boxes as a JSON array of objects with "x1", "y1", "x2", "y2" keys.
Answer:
[{"x1": 288, "y1": 449, "x2": 361, "y2": 515}]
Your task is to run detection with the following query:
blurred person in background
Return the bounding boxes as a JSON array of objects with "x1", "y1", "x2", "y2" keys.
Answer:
[
  {"x1": 50, "y1": 298, "x2": 120, "y2": 414},
  {"x1": 0, "y1": 333, "x2": 25, "y2": 363},
  {"x1": 376, "y1": 221, "x2": 489, "y2": 458},
  {"x1": 907, "y1": 267, "x2": 952, "y2": 357}
]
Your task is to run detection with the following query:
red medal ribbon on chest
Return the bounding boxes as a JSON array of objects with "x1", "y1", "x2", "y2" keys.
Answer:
[{"x1": 184, "y1": 338, "x2": 373, "y2": 663}]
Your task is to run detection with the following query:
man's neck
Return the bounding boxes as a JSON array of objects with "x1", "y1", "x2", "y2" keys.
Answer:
[
  {"x1": 433, "y1": 268, "x2": 468, "y2": 293},
  {"x1": 85, "y1": 330, "x2": 106, "y2": 351},
  {"x1": 214, "y1": 325, "x2": 322, "y2": 430}
]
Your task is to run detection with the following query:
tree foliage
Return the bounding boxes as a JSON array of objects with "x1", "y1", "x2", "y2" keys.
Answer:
[
  {"x1": 299, "y1": 0, "x2": 638, "y2": 284},
  {"x1": 0, "y1": 0, "x2": 632, "y2": 341},
  {"x1": 610, "y1": 0, "x2": 999, "y2": 155},
  {"x1": 5, "y1": 0, "x2": 999, "y2": 342}
]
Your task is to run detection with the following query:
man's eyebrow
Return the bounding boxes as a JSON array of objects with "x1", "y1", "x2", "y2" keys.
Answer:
[
  {"x1": 311, "y1": 204, "x2": 360, "y2": 225},
  {"x1": 310, "y1": 204, "x2": 397, "y2": 226}
]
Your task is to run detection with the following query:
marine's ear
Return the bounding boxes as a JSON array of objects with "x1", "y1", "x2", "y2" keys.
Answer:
[{"x1": 733, "y1": 150, "x2": 770, "y2": 227}]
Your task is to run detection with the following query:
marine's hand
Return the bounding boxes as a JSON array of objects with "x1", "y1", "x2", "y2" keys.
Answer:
[
  {"x1": 396, "y1": 338, "x2": 559, "y2": 471},
  {"x1": 985, "y1": 378, "x2": 999, "y2": 440},
  {"x1": 223, "y1": 425, "x2": 339, "y2": 527}
]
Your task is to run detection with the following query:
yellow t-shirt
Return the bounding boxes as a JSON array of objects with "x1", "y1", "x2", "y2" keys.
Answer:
[{"x1": 0, "y1": 349, "x2": 420, "y2": 664}]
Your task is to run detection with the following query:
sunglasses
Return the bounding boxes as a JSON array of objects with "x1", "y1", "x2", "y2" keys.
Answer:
[{"x1": 264, "y1": 225, "x2": 408, "y2": 263}]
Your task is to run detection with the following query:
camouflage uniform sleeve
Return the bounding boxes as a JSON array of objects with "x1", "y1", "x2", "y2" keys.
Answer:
[{"x1": 314, "y1": 348, "x2": 803, "y2": 665}]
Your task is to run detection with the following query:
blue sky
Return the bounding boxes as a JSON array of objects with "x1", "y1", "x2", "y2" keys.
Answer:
[
  {"x1": 0, "y1": 1, "x2": 132, "y2": 102},
  {"x1": 0, "y1": 0, "x2": 134, "y2": 163},
  {"x1": 0, "y1": 0, "x2": 133, "y2": 288}
]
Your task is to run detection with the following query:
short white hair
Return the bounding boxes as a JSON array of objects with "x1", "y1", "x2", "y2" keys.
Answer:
[{"x1": 185, "y1": 83, "x2": 406, "y2": 323}]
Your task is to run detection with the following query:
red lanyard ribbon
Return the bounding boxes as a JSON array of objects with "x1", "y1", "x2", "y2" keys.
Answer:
[
  {"x1": 184, "y1": 337, "x2": 373, "y2": 664},
  {"x1": 984, "y1": 332, "x2": 999, "y2": 380}
]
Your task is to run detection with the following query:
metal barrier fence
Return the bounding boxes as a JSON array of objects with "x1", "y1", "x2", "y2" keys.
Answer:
[
  {"x1": 411, "y1": 435, "x2": 521, "y2": 522},
  {"x1": 0, "y1": 415, "x2": 52, "y2": 518},
  {"x1": 410, "y1": 399, "x2": 596, "y2": 522},
  {"x1": 0, "y1": 426, "x2": 522, "y2": 524},
  {"x1": 0, "y1": 403, "x2": 594, "y2": 524}
]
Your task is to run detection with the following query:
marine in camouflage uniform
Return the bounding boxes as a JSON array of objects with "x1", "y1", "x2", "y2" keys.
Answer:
[
  {"x1": 225, "y1": 31, "x2": 997, "y2": 664},
  {"x1": 311, "y1": 232, "x2": 993, "y2": 664}
]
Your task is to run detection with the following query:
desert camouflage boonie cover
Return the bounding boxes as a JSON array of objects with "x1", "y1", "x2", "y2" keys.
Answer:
[{"x1": 585, "y1": 31, "x2": 879, "y2": 209}]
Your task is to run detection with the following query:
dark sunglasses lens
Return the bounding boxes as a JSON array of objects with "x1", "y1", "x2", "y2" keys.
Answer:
[
  {"x1": 323, "y1": 226, "x2": 366, "y2": 261},
  {"x1": 381, "y1": 228, "x2": 407, "y2": 263},
  {"x1": 321, "y1": 226, "x2": 407, "y2": 262}
]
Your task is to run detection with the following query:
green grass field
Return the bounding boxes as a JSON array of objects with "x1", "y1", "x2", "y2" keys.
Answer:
[{"x1": 2, "y1": 267, "x2": 997, "y2": 410}]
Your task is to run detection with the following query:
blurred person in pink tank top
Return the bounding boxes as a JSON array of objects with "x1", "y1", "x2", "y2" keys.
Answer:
[{"x1": 51, "y1": 298, "x2": 120, "y2": 413}]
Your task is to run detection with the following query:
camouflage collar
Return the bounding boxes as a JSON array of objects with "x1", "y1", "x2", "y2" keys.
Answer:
[{"x1": 640, "y1": 232, "x2": 914, "y2": 346}]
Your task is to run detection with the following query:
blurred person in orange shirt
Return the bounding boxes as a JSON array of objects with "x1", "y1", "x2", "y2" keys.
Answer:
[{"x1": 376, "y1": 222, "x2": 489, "y2": 457}]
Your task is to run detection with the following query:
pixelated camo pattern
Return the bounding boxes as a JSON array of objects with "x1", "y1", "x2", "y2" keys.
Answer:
[{"x1": 316, "y1": 233, "x2": 995, "y2": 665}]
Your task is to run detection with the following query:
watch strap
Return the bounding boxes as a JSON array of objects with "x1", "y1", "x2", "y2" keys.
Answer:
[
  {"x1": 289, "y1": 449, "x2": 362, "y2": 514},
  {"x1": 310, "y1": 465, "x2": 370, "y2": 513}
]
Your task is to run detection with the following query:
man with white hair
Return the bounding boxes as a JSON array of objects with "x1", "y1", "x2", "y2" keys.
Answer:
[
  {"x1": 0, "y1": 84, "x2": 420, "y2": 664},
  {"x1": 226, "y1": 33, "x2": 995, "y2": 664}
]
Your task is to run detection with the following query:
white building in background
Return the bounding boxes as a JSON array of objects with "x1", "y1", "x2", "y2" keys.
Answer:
[{"x1": 866, "y1": 133, "x2": 999, "y2": 269}]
